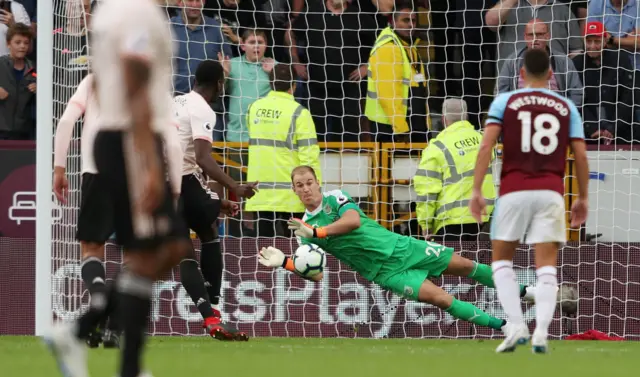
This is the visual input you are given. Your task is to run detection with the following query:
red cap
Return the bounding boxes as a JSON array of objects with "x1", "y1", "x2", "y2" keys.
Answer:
[{"x1": 584, "y1": 21, "x2": 608, "y2": 38}]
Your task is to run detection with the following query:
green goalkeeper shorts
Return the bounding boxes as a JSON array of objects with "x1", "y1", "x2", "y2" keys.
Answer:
[{"x1": 373, "y1": 236, "x2": 454, "y2": 300}]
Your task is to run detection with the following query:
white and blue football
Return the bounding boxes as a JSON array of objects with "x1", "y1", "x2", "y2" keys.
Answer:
[{"x1": 292, "y1": 244, "x2": 326, "y2": 277}]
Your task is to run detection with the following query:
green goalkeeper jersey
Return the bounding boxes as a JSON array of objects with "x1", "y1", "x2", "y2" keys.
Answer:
[{"x1": 300, "y1": 190, "x2": 401, "y2": 280}]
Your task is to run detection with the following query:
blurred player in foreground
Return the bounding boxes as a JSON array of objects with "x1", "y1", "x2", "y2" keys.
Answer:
[
  {"x1": 259, "y1": 165, "x2": 542, "y2": 333},
  {"x1": 470, "y1": 48, "x2": 589, "y2": 354},
  {"x1": 53, "y1": 73, "x2": 121, "y2": 349},
  {"x1": 173, "y1": 59, "x2": 258, "y2": 340},
  {"x1": 45, "y1": 0, "x2": 190, "y2": 376}
]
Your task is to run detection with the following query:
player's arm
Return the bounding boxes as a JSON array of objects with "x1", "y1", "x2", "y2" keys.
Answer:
[
  {"x1": 194, "y1": 139, "x2": 240, "y2": 190},
  {"x1": 470, "y1": 94, "x2": 506, "y2": 221},
  {"x1": 472, "y1": 126, "x2": 501, "y2": 193},
  {"x1": 164, "y1": 120, "x2": 184, "y2": 198},
  {"x1": 53, "y1": 76, "x2": 91, "y2": 203},
  {"x1": 571, "y1": 139, "x2": 589, "y2": 201},
  {"x1": 568, "y1": 101, "x2": 589, "y2": 227},
  {"x1": 289, "y1": 193, "x2": 361, "y2": 238},
  {"x1": 472, "y1": 93, "x2": 507, "y2": 193},
  {"x1": 191, "y1": 111, "x2": 257, "y2": 198}
]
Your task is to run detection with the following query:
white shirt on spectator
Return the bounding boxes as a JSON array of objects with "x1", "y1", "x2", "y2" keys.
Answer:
[
  {"x1": 172, "y1": 91, "x2": 215, "y2": 176},
  {"x1": 90, "y1": 0, "x2": 174, "y2": 132},
  {"x1": 0, "y1": 2, "x2": 30, "y2": 56}
]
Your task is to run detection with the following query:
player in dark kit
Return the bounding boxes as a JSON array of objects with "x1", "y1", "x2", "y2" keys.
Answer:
[
  {"x1": 173, "y1": 60, "x2": 257, "y2": 341},
  {"x1": 470, "y1": 48, "x2": 589, "y2": 354}
]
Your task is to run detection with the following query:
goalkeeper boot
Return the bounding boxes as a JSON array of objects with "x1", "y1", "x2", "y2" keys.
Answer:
[
  {"x1": 86, "y1": 328, "x2": 102, "y2": 349},
  {"x1": 496, "y1": 323, "x2": 530, "y2": 353},
  {"x1": 102, "y1": 329, "x2": 120, "y2": 349},
  {"x1": 44, "y1": 322, "x2": 90, "y2": 377}
]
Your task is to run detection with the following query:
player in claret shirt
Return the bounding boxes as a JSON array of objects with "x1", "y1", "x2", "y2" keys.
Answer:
[
  {"x1": 258, "y1": 165, "x2": 541, "y2": 333},
  {"x1": 469, "y1": 48, "x2": 589, "y2": 354}
]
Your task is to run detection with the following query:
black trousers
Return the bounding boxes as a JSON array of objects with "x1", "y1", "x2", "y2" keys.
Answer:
[
  {"x1": 255, "y1": 211, "x2": 305, "y2": 238},
  {"x1": 431, "y1": 223, "x2": 486, "y2": 242}
]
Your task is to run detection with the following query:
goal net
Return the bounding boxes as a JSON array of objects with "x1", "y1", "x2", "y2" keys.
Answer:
[{"x1": 21, "y1": 0, "x2": 637, "y2": 340}]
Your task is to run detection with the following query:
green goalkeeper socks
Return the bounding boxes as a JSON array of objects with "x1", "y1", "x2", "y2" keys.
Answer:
[
  {"x1": 445, "y1": 298, "x2": 505, "y2": 330},
  {"x1": 468, "y1": 262, "x2": 526, "y2": 296}
]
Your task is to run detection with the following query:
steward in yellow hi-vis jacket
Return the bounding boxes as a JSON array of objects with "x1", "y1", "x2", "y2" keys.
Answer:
[
  {"x1": 245, "y1": 64, "x2": 322, "y2": 237},
  {"x1": 414, "y1": 99, "x2": 496, "y2": 240},
  {"x1": 365, "y1": 1, "x2": 429, "y2": 142}
]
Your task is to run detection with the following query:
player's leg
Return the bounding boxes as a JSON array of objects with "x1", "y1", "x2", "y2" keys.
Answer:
[
  {"x1": 526, "y1": 191, "x2": 566, "y2": 353},
  {"x1": 442, "y1": 253, "x2": 535, "y2": 301},
  {"x1": 184, "y1": 176, "x2": 248, "y2": 340},
  {"x1": 490, "y1": 191, "x2": 533, "y2": 352},
  {"x1": 75, "y1": 172, "x2": 114, "y2": 348},
  {"x1": 45, "y1": 137, "x2": 124, "y2": 376},
  {"x1": 377, "y1": 269, "x2": 506, "y2": 330},
  {"x1": 175, "y1": 180, "x2": 217, "y2": 326},
  {"x1": 198, "y1": 225, "x2": 246, "y2": 340},
  {"x1": 374, "y1": 239, "x2": 507, "y2": 331},
  {"x1": 418, "y1": 279, "x2": 506, "y2": 330}
]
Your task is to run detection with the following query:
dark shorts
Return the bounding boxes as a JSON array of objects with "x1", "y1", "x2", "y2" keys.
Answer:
[
  {"x1": 86, "y1": 130, "x2": 188, "y2": 250},
  {"x1": 180, "y1": 173, "x2": 221, "y2": 237},
  {"x1": 76, "y1": 172, "x2": 114, "y2": 244}
]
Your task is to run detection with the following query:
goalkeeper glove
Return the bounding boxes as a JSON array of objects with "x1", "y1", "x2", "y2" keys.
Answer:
[
  {"x1": 287, "y1": 218, "x2": 327, "y2": 239},
  {"x1": 258, "y1": 246, "x2": 295, "y2": 272}
]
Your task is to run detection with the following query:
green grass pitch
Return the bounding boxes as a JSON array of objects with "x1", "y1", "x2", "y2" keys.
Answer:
[{"x1": 1, "y1": 336, "x2": 637, "y2": 377}]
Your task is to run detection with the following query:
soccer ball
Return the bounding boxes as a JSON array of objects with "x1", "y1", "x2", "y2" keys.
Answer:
[{"x1": 292, "y1": 244, "x2": 326, "y2": 277}]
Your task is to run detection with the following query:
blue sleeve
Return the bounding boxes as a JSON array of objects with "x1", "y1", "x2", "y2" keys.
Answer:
[
  {"x1": 587, "y1": 0, "x2": 604, "y2": 23},
  {"x1": 485, "y1": 93, "x2": 510, "y2": 127},
  {"x1": 568, "y1": 101, "x2": 585, "y2": 139}
]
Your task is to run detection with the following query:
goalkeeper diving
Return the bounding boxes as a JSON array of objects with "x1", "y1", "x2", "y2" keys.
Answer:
[{"x1": 259, "y1": 165, "x2": 539, "y2": 332}]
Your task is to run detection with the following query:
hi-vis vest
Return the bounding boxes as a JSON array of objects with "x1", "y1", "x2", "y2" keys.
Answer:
[
  {"x1": 245, "y1": 91, "x2": 322, "y2": 213},
  {"x1": 414, "y1": 120, "x2": 496, "y2": 233},
  {"x1": 365, "y1": 27, "x2": 411, "y2": 126}
]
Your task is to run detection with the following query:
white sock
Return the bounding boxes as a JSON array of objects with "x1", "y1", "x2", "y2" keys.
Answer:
[
  {"x1": 534, "y1": 266, "x2": 558, "y2": 337},
  {"x1": 492, "y1": 260, "x2": 524, "y2": 325}
]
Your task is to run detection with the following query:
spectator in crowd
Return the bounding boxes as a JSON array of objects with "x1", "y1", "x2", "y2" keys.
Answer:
[
  {"x1": 558, "y1": 1, "x2": 589, "y2": 29},
  {"x1": 287, "y1": 0, "x2": 378, "y2": 142},
  {"x1": 365, "y1": 0, "x2": 429, "y2": 143},
  {"x1": 573, "y1": 21, "x2": 636, "y2": 143},
  {"x1": 204, "y1": 0, "x2": 269, "y2": 57},
  {"x1": 485, "y1": 0, "x2": 583, "y2": 71},
  {"x1": 0, "y1": 0, "x2": 30, "y2": 56},
  {"x1": 413, "y1": 98, "x2": 495, "y2": 242},
  {"x1": 15, "y1": 0, "x2": 35, "y2": 61},
  {"x1": 0, "y1": 23, "x2": 35, "y2": 140},
  {"x1": 360, "y1": 0, "x2": 392, "y2": 29},
  {"x1": 430, "y1": 0, "x2": 463, "y2": 115},
  {"x1": 221, "y1": 29, "x2": 276, "y2": 142},
  {"x1": 171, "y1": 0, "x2": 232, "y2": 140},
  {"x1": 454, "y1": 0, "x2": 498, "y2": 129},
  {"x1": 261, "y1": 0, "x2": 304, "y2": 63},
  {"x1": 15, "y1": 0, "x2": 34, "y2": 19},
  {"x1": 171, "y1": 0, "x2": 232, "y2": 95},
  {"x1": 587, "y1": 0, "x2": 640, "y2": 124},
  {"x1": 245, "y1": 65, "x2": 321, "y2": 237},
  {"x1": 497, "y1": 19, "x2": 583, "y2": 107}
]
